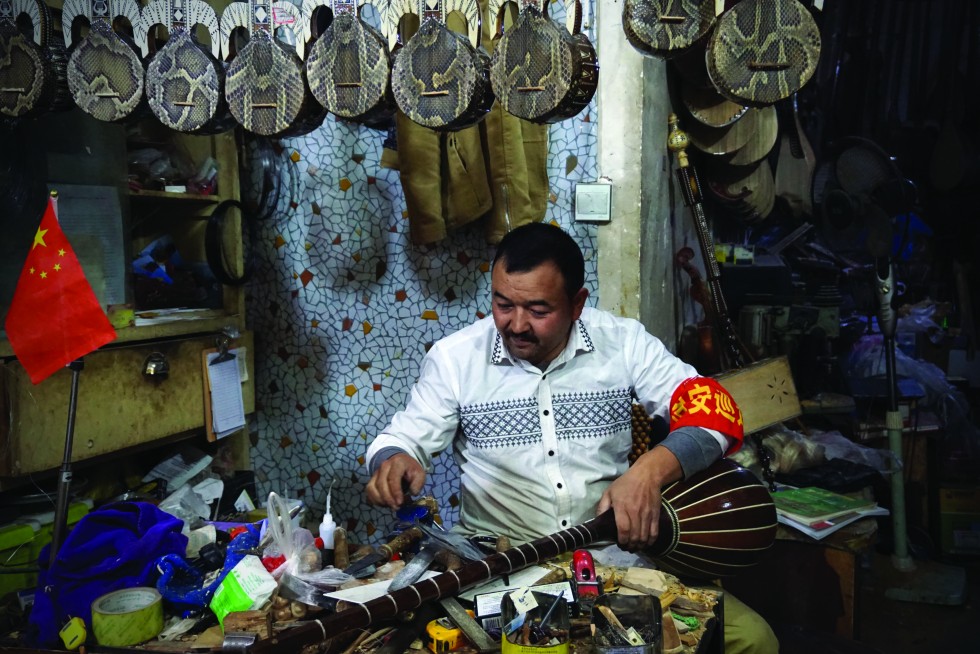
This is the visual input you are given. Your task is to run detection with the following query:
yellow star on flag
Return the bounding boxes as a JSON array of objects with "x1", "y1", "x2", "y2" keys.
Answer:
[{"x1": 33, "y1": 228, "x2": 48, "y2": 250}]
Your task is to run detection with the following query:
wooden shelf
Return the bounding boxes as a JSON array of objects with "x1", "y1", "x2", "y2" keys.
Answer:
[{"x1": 128, "y1": 189, "x2": 221, "y2": 203}]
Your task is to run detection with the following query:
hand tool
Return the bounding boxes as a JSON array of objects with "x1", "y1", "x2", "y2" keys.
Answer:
[
  {"x1": 342, "y1": 526, "x2": 424, "y2": 577},
  {"x1": 388, "y1": 543, "x2": 439, "y2": 591}
]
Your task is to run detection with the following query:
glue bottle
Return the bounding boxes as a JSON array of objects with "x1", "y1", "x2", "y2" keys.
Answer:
[{"x1": 319, "y1": 481, "x2": 337, "y2": 550}]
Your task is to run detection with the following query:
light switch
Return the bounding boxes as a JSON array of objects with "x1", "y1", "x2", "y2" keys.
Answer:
[{"x1": 574, "y1": 183, "x2": 612, "y2": 223}]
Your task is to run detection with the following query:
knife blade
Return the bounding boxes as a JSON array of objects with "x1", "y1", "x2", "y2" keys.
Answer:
[
  {"x1": 415, "y1": 522, "x2": 488, "y2": 561},
  {"x1": 388, "y1": 544, "x2": 438, "y2": 591}
]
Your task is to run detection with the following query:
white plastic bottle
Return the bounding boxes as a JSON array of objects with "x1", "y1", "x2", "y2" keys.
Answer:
[{"x1": 319, "y1": 482, "x2": 336, "y2": 549}]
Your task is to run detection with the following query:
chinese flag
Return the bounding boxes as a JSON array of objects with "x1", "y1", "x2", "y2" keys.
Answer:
[{"x1": 4, "y1": 195, "x2": 117, "y2": 384}]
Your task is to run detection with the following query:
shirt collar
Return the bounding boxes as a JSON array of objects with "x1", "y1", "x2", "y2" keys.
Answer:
[{"x1": 490, "y1": 318, "x2": 596, "y2": 366}]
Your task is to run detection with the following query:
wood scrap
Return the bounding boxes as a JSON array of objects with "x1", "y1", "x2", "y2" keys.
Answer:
[
  {"x1": 333, "y1": 528, "x2": 350, "y2": 570},
  {"x1": 622, "y1": 567, "x2": 670, "y2": 594},
  {"x1": 661, "y1": 608, "x2": 681, "y2": 651},
  {"x1": 222, "y1": 611, "x2": 273, "y2": 639}
]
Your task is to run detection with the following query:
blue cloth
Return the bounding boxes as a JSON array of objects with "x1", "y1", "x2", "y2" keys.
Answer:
[
  {"x1": 27, "y1": 501, "x2": 187, "y2": 647},
  {"x1": 156, "y1": 525, "x2": 259, "y2": 616}
]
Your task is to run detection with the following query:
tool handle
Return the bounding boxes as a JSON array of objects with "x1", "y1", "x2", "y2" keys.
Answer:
[{"x1": 379, "y1": 526, "x2": 423, "y2": 559}]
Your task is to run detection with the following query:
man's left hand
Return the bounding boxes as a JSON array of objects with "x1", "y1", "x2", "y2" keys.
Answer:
[{"x1": 596, "y1": 446, "x2": 683, "y2": 551}]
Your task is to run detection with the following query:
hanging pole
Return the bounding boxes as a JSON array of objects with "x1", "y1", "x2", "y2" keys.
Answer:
[{"x1": 49, "y1": 358, "x2": 84, "y2": 569}]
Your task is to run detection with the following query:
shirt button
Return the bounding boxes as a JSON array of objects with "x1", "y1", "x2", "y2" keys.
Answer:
[
  {"x1": 557, "y1": 483, "x2": 563, "y2": 489},
  {"x1": 548, "y1": 450, "x2": 555, "y2": 456},
  {"x1": 543, "y1": 409, "x2": 550, "y2": 416},
  {"x1": 561, "y1": 520, "x2": 567, "y2": 526},
  {"x1": 542, "y1": 374, "x2": 547, "y2": 380}
]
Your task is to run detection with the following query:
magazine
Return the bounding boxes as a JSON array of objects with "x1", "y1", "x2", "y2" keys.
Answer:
[
  {"x1": 772, "y1": 486, "x2": 878, "y2": 527},
  {"x1": 777, "y1": 506, "x2": 890, "y2": 540}
]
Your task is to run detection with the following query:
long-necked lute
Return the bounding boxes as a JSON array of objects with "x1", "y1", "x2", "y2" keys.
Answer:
[
  {"x1": 301, "y1": 0, "x2": 393, "y2": 127},
  {"x1": 230, "y1": 458, "x2": 776, "y2": 654},
  {"x1": 138, "y1": 0, "x2": 234, "y2": 134},
  {"x1": 389, "y1": 0, "x2": 493, "y2": 130},
  {"x1": 64, "y1": 0, "x2": 146, "y2": 122},
  {"x1": 488, "y1": 0, "x2": 598, "y2": 124},
  {"x1": 667, "y1": 113, "x2": 752, "y2": 371},
  {"x1": 0, "y1": 0, "x2": 73, "y2": 120},
  {"x1": 221, "y1": 0, "x2": 326, "y2": 136}
]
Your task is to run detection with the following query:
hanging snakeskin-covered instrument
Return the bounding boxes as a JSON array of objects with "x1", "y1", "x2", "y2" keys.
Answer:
[
  {"x1": 0, "y1": 0, "x2": 73, "y2": 120},
  {"x1": 226, "y1": 458, "x2": 776, "y2": 654},
  {"x1": 706, "y1": 0, "x2": 820, "y2": 106},
  {"x1": 64, "y1": 0, "x2": 146, "y2": 122},
  {"x1": 301, "y1": 0, "x2": 393, "y2": 128},
  {"x1": 138, "y1": 0, "x2": 234, "y2": 134},
  {"x1": 221, "y1": 0, "x2": 326, "y2": 137},
  {"x1": 488, "y1": 0, "x2": 597, "y2": 124},
  {"x1": 389, "y1": 0, "x2": 493, "y2": 131},
  {"x1": 622, "y1": 0, "x2": 716, "y2": 59}
]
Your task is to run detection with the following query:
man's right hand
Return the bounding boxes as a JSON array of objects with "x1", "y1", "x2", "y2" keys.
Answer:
[{"x1": 366, "y1": 453, "x2": 426, "y2": 509}]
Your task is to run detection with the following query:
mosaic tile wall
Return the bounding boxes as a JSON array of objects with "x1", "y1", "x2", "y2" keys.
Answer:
[{"x1": 247, "y1": 4, "x2": 600, "y2": 543}]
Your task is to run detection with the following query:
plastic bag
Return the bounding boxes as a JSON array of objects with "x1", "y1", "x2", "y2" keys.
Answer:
[
  {"x1": 806, "y1": 429, "x2": 896, "y2": 474},
  {"x1": 155, "y1": 524, "x2": 260, "y2": 616},
  {"x1": 263, "y1": 493, "x2": 321, "y2": 579}
]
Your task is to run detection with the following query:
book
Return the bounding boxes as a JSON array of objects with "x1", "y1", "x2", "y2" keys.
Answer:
[
  {"x1": 777, "y1": 506, "x2": 890, "y2": 540},
  {"x1": 771, "y1": 486, "x2": 878, "y2": 527}
]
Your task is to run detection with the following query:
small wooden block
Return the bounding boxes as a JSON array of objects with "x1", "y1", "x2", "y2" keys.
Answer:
[{"x1": 716, "y1": 355, "x2": 801, "y2": 434}]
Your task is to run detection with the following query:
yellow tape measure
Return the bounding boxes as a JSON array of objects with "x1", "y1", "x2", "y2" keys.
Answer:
[{"x1": 425, "y1": 613, "x2": 471, "y2": 654}]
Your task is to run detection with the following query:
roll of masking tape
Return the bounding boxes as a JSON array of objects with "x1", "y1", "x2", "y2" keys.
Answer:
[{"x1": 90, "y1": 587, "x2": 164, "y2": 646}]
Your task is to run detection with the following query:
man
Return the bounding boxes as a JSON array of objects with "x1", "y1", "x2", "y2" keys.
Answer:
[{"x1": 366, "y1": 223, "x2": 777, "y2": 653}]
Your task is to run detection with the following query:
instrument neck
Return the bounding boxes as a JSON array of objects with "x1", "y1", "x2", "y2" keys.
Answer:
[
  {"x1": 246, "y1": 512, "x2": 616, "y2": 654},
  {"x1": 89, "y1": 0, "x2": 112, "y2": 26},
  {"x1": 333, "y1": 0, "x2": 356, "y2": 17},
  {"x1": 420, "y1": 0, "x2": 442, "y2": 23},
  {"x1": 170, "y1": 0, "x2": 187, "y2": 30},
  {"x1": 252, "y1": 0, "x2": 273, "y2": 36}
]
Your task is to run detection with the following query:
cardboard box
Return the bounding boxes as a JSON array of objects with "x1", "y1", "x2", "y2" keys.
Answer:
[
  {"x1": 0, "y1": 522, "x2": 38, "y2": 598},
  {"x1": 0, "y1": 500, "x2": 92, "y2": 596},
  {"x1": 939, "y1": 486, "x2": 980, "y2": 555}
]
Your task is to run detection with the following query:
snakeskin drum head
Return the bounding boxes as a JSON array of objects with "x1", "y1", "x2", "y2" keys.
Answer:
[
  {"x1": 622, "y1": 0, "x2": 716, "y2": 59},
  {"x1": 706, "y1": 0, "x2": 821, "y2": 106}
]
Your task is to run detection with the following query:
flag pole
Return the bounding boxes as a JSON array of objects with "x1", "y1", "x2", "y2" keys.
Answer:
[{"x1": 49, "y1": 357, "x2": 84, "y2": 569}]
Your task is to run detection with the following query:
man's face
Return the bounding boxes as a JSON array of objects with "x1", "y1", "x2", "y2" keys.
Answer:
[{"x1": 491, "y1": 259, "x2": 589, "y2": 368}]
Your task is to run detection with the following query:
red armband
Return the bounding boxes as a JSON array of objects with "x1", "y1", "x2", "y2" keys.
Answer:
[{"x1": 669, "y1": 376, "x2": 744, "y2": 455}]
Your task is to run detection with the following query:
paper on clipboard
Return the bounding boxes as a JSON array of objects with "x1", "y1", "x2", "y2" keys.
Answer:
[{"x1": 206, "y1": 349, "x2": 246, "y2": 438}]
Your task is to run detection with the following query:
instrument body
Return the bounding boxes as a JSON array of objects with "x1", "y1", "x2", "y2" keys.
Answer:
[
  {"x1": 389, "y1": 0, "x2": 493, "y2": 131},
  {"x1": 237, "y1": 458, "x2": 776, "y2": 654},
  {"x1": 140, "y1": 0, "x2": 232, "y2": 133},
  {"x1": 0, "y1": 0, "x2": 72, "y2": 119},
  {"x1": 622, "y1": 0, "x2": 715, "y2": 59},
  {"x1": 488, "y1": 0, "x2": 598, "y2": 124},
  {"x1": 773, "y1": 93, "x2": 815, "y2": 218},
  {"x1": 222, "y1": 0, "x2": 326, "y2": 136},
  {"x1": 64, "y1": 0, "x2": 146, "y2": 122},
  {"x1": 302, "y1": 0, "x2": 393, "y2": 128},
  {"x1": 706, "y1": 0, "x2": 821, "y2": 106}
]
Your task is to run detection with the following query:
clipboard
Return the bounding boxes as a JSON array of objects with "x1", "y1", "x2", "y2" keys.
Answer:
[{"x1": 201, "y1": 346, "x2": 246, "y2": 441}]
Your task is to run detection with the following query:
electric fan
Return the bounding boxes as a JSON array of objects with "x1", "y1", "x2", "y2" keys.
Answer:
[{"x1": 811, "y1": 137, "x2": 916, "y2": 259}]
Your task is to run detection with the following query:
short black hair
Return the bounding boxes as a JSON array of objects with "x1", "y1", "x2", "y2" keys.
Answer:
[{"x1": 492, "y1": 222, "x2": 585, "y2": 299}]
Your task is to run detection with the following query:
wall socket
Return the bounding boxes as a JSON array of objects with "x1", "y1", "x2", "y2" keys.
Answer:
[{"x1": 574, "y1": 183, "x2": 612, "y2": 222}]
